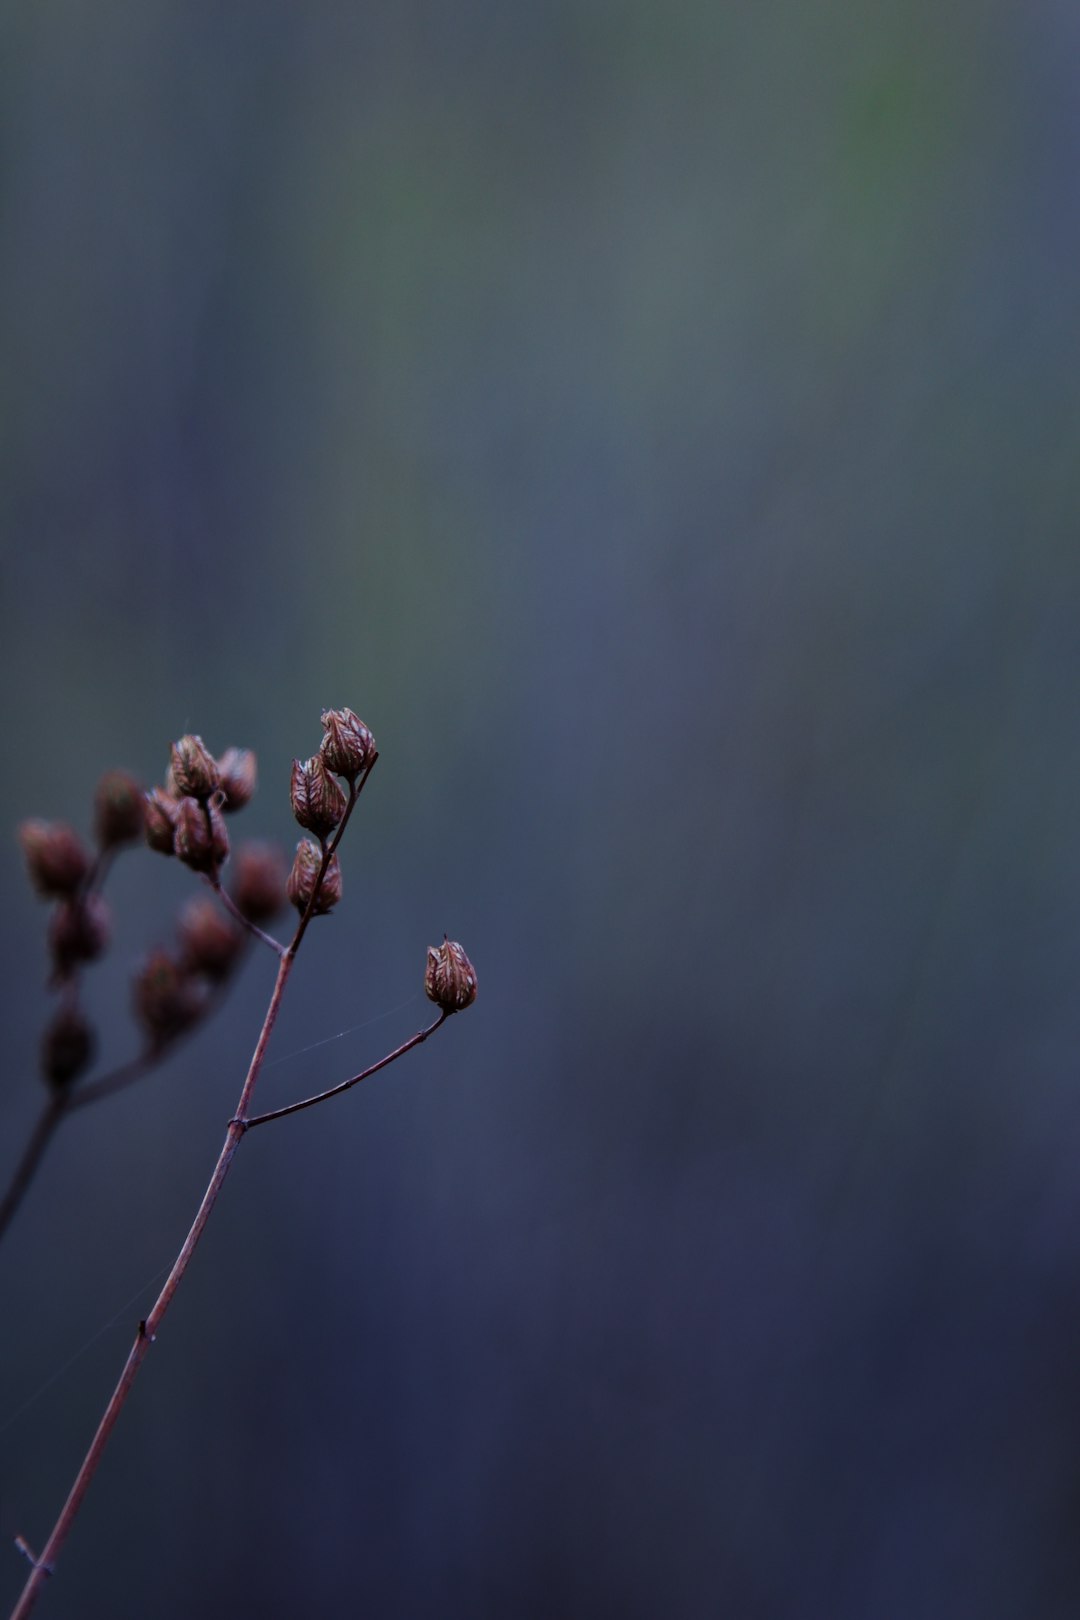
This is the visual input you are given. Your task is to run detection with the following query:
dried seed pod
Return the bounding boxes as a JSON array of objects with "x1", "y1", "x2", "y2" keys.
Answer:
[
  {"x1": 424, "y1": 937, "x2": 478, "y2": 1013},
  {"x1": 144, "y1": 789, "x2": 180, "y2": 855},
  {"x1": 320, "y1": 708, "x2": 376, "y2": 782},
  {"x1": 216, "y1": 748, "x2": 257, "y2": 812},
  {"x1": 94, "y1": 769, "x2": 145, "y2": 848},
  {"x1": 208, "y1": 799, "x2": 230, "y2": 865},
  {"x1": 173, "y1": 798, "x2": 229, "y2": 872},
  {"x1": 19, "y1": 820, "x2": 90, "y2": 898},
  {"x1": 133, "y1": 949, "x2": 204, "y2": 1045},
  {"x1": 231, "y1": 841, "x2": 287, "y2": 924},
  {"x1": 286, "y1": 838, "x2": 342, "y2": 915},
  {"x1": 178, "y1": 897, "x2": 244, "y2": 981},
  {"x1": 170, "y1": 735, "x2": 219, "y2": 801},
  {"x1": 41, "y1": 1004, "x2": 96, "y2": 1088},
  {"x1": 48, "y1": 895, "x2": 111, "y2": 974},
  {"x1": 290, "y1": 756, "x2": 347, "y2": 838}
]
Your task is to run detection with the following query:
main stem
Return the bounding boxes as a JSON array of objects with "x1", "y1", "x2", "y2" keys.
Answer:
[
  {"x1": 10, "y1": 764, "x2": 375, "y2": 1618},
  {"x1": 9, "y1": 953, "x2": 295, "y2": 1620}
]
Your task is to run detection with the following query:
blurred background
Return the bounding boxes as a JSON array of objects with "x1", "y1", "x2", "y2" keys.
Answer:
[{"x1": 2, "y1": 1, "x2": 1080, "y2": 1615}]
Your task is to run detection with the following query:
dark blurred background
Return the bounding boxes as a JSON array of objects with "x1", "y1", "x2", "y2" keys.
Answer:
[{"x1": 3, "y1": 2, "x2": 1080, "y2": 1616}]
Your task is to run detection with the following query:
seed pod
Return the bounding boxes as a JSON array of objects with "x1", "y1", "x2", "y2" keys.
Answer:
[
  {"x1": 424, "y1": 937, "x2": 478, "y2": 1013},
  {"x1": 41, "y1": 1004, "x2": 96, "y2": 1088},
  {"x1": 94, "y1": 769, "x2": 145, "y2": 848},
  {"x1": 170, "y1": 735, "x2": 219, "y2": 801},
  {"x1": 290, "y1": 756, "x2": 347, "y2": 838},
  {"x1": 178, "y1": 897, "x2": 244, "y2": 981},
  {"x1": 216, "y1": 748, "x2": 257, "y2": 812},
  {"x1": 320, "y1": 708, "x2": 376, "y2": 782},
  {"x1": 48, "y1": 895, "x2": 111, "y2": 974},
  {"x1": 133, "y1": 949, "x2": 204, "y2": 1045},
  {"x1": 231, "y1": 842, "x2": 287, "y2": 924},
  {"x1": 173, "y1": 798, "x2": 229, "y2": 872},
  {"x1": 19, "y1": 820, "x2": 90, "y2": 898},
  {"x1": 286, "y1": 838, "x2": 342, "y2": 915},
  {"x1": 144, "y1": 789, "x2": 180, "y2": 855}
]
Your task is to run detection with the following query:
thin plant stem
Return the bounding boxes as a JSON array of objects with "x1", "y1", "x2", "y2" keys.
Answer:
[
  {"x1": 8, "y1": 949, "x2": 293, "y2": 1620},
  {"x1": 240, "y1": 1010, "x2": 448, "y2": 1130},
  {"x1": 0, "y1": 961, "x2": 246, "y2": 1247},
  {"x1": 206, "y1": 875, "x2": 286, "y2": 958},
  {"x1": 0, "y1": 1097, "x2": 68, "y2": 1247},
  {"x1": 8, "y1": 758, "x2": 380, "y2": 1617}
]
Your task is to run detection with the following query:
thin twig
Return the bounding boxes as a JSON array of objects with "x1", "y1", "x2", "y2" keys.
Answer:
[
  {"x1": 206, "y1": 875, "x2": 286, "y2": 958},
  {"x1": 0, "y1": 957, "x2": 248, "y2": 1246},
  {"x1": 239, "y1": 1011, "x2": 448, "y2": 1130},
  {"x1": 0, "y1": 1097, "x2": 68, "y2": 1247}
]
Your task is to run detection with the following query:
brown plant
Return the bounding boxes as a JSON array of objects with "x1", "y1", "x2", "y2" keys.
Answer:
[{"x1": 5, "y1": 710, "x2": 475, "y2": 1618}]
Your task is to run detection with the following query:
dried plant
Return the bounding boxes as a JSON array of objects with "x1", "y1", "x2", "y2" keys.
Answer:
[{"x1": 5, "y1": 709, "x2": 475, "y2": 1618}]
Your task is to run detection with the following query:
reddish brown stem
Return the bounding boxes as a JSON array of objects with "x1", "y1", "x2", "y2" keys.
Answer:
[
  {"x1": 206, "y1": 874, "x2": 286, "y2": 958},
  {"x1": 240, "y1": 1011, "x2": 448, "y2": 1130},
  {"x1": 8, "y1": 948, "x2": 293, "y2": 1620},
  {"x1": 8, "y1": 758, "x2": 379, "y2": 1617}
]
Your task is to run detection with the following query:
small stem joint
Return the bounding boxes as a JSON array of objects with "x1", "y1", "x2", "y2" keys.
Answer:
[{"x1": 14, "y1": 1537, "x2": 53, "y2": 1576}]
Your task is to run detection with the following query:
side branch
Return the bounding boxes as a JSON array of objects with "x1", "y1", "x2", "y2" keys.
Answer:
[
  {"x1": 0, "y1": 1097, "x2": 67, "y2": 1245},
  {"x1": 207, "y1": 875, "x2": 286, "y2": 958},
  {"x1": 239, "y1": 1011, "x2": 448, "y2": 1130}
]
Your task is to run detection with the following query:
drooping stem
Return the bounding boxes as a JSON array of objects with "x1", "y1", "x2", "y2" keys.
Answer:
[{"x1": 240, "y1": 1011, "x2": 448, "y2": 1130}]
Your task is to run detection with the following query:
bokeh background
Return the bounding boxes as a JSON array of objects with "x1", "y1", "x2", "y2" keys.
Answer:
[{"x1": 2, "y1": 2, "x2": 1080, "y2": 1616}]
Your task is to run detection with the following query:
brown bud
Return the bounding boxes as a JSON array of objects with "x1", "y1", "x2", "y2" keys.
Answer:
[
  {"x1": 174, "y1": 798, "x2": 229, "y2": 872},
  {"x1": 48, "y1": 895, "x2": 111, "y2": 974},
  {"x1": 231, "y1": 841, "x2": 287, "y2": 924},
  {"x1": 19, "y1": 820, "x2": 90, "y2": 898},
  {"x1": 41, "y1": 1004, "x2": 96, "y2": 1088},
  {"x1": 424, "y1": 937, "x2": 478, "y2": 1013},
  {"x1": 94, "y1": 769, "x2": 145, "y2": 848},
  {"x1": 290, "y1": 755, "x2": 347, "y2": 838},
  {"x1": 320, "y1": 708, "x2": 376, "y2": 781},
  {"x1": 216, "y1": 748, "x2": 257, "y2": 812},
  {"x1": 170, "y1": 734, "x2": 219, "y2": 800},
  {"x1": 178, "y1": 897, "x2": 244, "y2": 981},
  {"x1": 133, "y1": 949, "x2": 204, "y2": 1045},
  {"x1": 144, "y1": 789, "x2": 179, "y2": 854},
  {"x1": 287, "y1": 838, "x2": 342, "y2": 915}
]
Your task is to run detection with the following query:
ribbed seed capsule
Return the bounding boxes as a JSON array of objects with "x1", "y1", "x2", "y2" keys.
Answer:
[
  {"x1": 170, "y1": 735, "x2": 219, "y2": 801},
  {"x1": 173, "y1": 798, "x2": 230, "y2": 872},
  {"x1": 48, "y1": 895, "x2": 111, "y2": 974},
  {"x1": 94, "y1": 770, "x2": 145, "y2": 848},
  {"x1": 133, "y1": 949, "x2": 204, "y2": 1045},
  {"x1": 19, "y1": 821, "x2": 90, "y2": 898},
  {"x1": 177, "y1": 898, "x2": 244, "y2": 981},
  {"x1": 290, "y1": 756, "x2": 347, "y2": 838},
  {"x1": 231, "y1": 842, "x2": 287, "y2": 923},
  {"x1": 216, "y1": 748, "x2": 257, "y2": 811},
  {"x1": 287, "y1": 839, "x2": 342, "y2": 915},
  {"x1": 424, "y1": 938, "x2": 478, "y2": 1013},
  {"x1": 144, "y1": 789, "x2": 179, "y2": 855},
  {"x1": 41, "y1": 1005, "x2": 96, "y2": 1088},
  {"x1": 320, "y1": 708, "x2": 376, "y2": 782}
]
